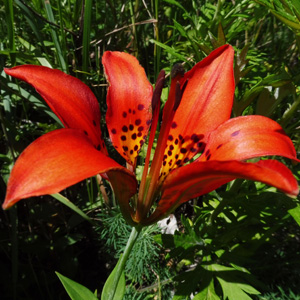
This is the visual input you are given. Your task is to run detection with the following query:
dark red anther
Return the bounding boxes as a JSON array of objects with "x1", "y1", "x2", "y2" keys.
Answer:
[
  {"x1": 152, "y1": 70, "x2": 166, "y2": 112},
  {"x1": 173, "y1": 82, "x2": 182, "y2": 111},
  {"x1": 171, "y1": 63, "x2": 185, "y2": 79}
]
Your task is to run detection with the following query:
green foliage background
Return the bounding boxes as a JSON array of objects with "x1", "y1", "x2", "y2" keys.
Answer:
[{"x1": 0, "y1": 0, "x2": 300, "y2": 299}]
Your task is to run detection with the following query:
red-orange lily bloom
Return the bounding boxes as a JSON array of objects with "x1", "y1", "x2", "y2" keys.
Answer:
[{"x1": 3, "y1": 45, "x2": 299, "y2": 225}]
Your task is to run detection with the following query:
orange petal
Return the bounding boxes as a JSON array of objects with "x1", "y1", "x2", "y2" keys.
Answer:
[
  {"x1": 4, "y1": 65, "x2": 106, "y2": 153},
  {"x1": 161, "y1": 45, "x2": 235, "y2": 174},
  {"x1": 102, "y1": 52, "x2": 153, "y2": 166},
  {"x1": 142, "y1": 159, "x2": 299, "y2": 224},
  {"x1": 198, "y1": 115, "x2": 299, "y2": 162},
  {"x1": 3, "y1": 129, "x2": 137, "y2": 209}
]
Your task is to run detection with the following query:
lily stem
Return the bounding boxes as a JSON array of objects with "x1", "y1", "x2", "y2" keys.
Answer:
[{"x1": 109, "y1": 224, "x2": 143, "y2": 300}]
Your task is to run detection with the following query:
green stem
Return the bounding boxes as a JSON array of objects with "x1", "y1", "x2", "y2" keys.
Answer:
[
  {"x1": 280, "y1": 94, "x2": 300, "y2": 127},
  {"x1": 109, "y1": 225, "x2": 143, "y2": 300}
]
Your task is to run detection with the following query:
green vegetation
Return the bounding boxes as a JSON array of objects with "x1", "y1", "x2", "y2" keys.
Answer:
[{"x1": 1, "y1": 0, "x2": 300, "y2": 299}]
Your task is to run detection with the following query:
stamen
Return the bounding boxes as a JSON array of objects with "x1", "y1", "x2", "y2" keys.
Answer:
[
  {"x1": 139, "y1": 64, "x2": 185, "y2": 221},
  {"x1": 171, "y1": 63, "x2": 185, "y2": 79},
  {"x1": 137, "y1": 70, "x2": 165, "y2": 222},
  {"x1": 152, "y1": 70, "x2": 166, "y2": 112},
  {"x1": 173, "y1": 82, "x2": 182, "y2": 111}
]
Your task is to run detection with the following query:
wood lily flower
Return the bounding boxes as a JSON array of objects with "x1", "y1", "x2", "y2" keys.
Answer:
[{"x1": 3, "y1": 45, "x2": 299, "y2": 226}]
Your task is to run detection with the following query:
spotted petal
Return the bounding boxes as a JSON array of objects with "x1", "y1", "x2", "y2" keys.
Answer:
[
  {"x1": 3, "y1": 129, "x2": 137, "y2": 210},
  {"x1": 199, "y1": 115, "x2": 299, "y2": 162},
  {"x1": 4, "y1": 65, "x2": 106, "y2": 152},
  {"x1": 102, "y1": 52, "x2": 153, "y2": 166},
  {"x1": 143, "y1": 159, "x2": 299, "y2": 224},
  {"x1": 161, "y1": 45, "x2": 235, "y2": 175}
]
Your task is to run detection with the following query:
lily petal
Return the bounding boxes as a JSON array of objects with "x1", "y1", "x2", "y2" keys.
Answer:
[
  {"x1": 162, "y1": 45, "x2": 235, "y2": 173},
  {"x1": 199, "y1": 115, "x2": 299, "y2": 162},
  {"x1": 102, "y1": 52, "x2": 153, "y2": 166},
  {"x1": 143, "y1": 159, "x2": 299, "y2": 224},
  {"x1": 3, "y1": 129, "x2": 137, "y2": 210},
  {"x1": 4, "y1": 65, "x2": 106, "y2": 152}
]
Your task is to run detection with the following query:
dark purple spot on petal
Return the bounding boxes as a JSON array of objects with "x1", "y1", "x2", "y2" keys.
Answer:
[
  {"x1": 191, "y1": 134, "x2": 202, "y2": 143},
  {"x1": 179, "y1": 134, "x2": 183, "y2": 140},
  {"x1": 169, "y1": 145, "x2": 174, "y2": 150},
  {"x1": 207, "y1": 154, "x2": 211, "y2": 161},
  {"x1": 122, "y1": 125, "x2": 128, "y2": 132},
  {"x1": 146, "y1": 119, "x2": 152, "y2": 125},
  {"x1": 175, "y1": 154, "x2": 179, "y2": 159},
  {"x1": 138, "y1": 126, "x2": 144, "y2": 132},
  {"x1": 176, "y1": 160, "x2": 182, "y2": 165},
  {"x1": 191, "y1": 147, "x2": 197, "y2": 153},
  {"x1": 137, "y1": 132, "x2": 143, "y2": 137},
  {"x1": 138, "y1": 104, "x2": 144, "y2": 111},
  {"x1": 168, "y1": 135, "x2": 173, "y2": 141},
  {"x1": 130, "y1": 150, "x2": 134, "y2": 155},
  {"x1": 84, "y1": 130, "x2": 88, "y2": 136},
  {"x1": 97, "y1": 144, "x2": 101, "y2": 150},
  {"x1": 135, "y1": 119, "x2": 141, "y2": 125},
  {"x1": 129, "y1": 109, "x2": 132, "y2": 113},
  {"x1": 134, "y1": 145, "x2": 138, "y2": 151},
  {"x1": 180, "y1": 148, "x2": 187, "y2": 154},
  {"x1": 121, "y1": 135, "x2": 126, "y2": 141},
  {"x1": 231, "y1": 130, "x2": 240, "y2": 137},
  {"x1": 132, "y1": 133, "x2": 137, "y2": 140},
  {"x1": 183, "y1": 157, "x2": 189, "y2": 163},
  {"x1": 133, "y1": 110, "x2": 136, "y2": 115},
  {"x1": 216, "y1": 144, "x2": 223, "y2": 149},
  {"x1": 129, "y1": 124, "x2": 134, "y2": 131},
  {"x1": 111, "y1": 128, "x2": 117, "y2": 134},
  {"x1": 93, "y1": 120, "x2": 96, "y2": 126},
  {"x1": 123, "y1": 146, "x2": 128, "y2": 151},
  {"x1": 175, "y1": 138, "x2": 179, "y2": 145},
  {"x1": 198, "y1": 142, "x2": 203, "y2": 148},
  {"x1": 205, "y1": 149, "x2": 210, "y2": 157},
  {"x1": 163, "y1": 161, "x2": 167, "y2": 166},
  {"x1": 171, "y1": 122, "x2": 177, "y2": 128},
  {"x1": 122, "y1": 112, "x2": 127, "y2": 118}
]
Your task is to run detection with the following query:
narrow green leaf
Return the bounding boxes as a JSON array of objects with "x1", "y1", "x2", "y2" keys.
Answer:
[
  {"x1": 150, "y1": 39, "x2": 190, "y2": 64},
  {"x1": 288, "y1": 204, "x2": 300, "y2": 226},
  {"x1": 15, "y1": 0, "x2": 51, "y2": 62},
  {"x1": 101, "y1": 255, "x2": 126, "y2": 300},
  {"x1": 43, "y1": 0, "x2": 68, "y2": 72},
  {"x1": 51, "y1": 193, "x2": 93, "y2": 223},
  {"x1": 82, "y1": 0, "x2": 93, "y2": 72},
  {"x1": 271, "y1": 9, "x2": 300, "y2": 30},
  {"x1": 172, "y1": 19, "x2": 188, "y2": 38},
  {"x1": 164, "y1": 0, "x2": 187, "y2": 14},
  {"x1": 4, "y1": 0, "x2": 16, "y2": 65},
  {"x1": 5, "y1": 81, "x2": 60, "y2": 123},
  {"x1": 56, "y1": 272, "x2": 98, "y2": 300}
]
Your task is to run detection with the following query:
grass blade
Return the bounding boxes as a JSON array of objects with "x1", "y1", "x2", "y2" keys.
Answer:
[
  {"x1": 43, "y1": 0, "x2": 68, "y2": 72},
  {"x1": 82, "y1": 0, "x2": 92, "y2": 72}
]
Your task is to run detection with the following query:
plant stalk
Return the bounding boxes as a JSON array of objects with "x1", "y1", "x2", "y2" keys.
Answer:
[{"x1": 109, "y1": 224, "x2": 143, "y2": 300}]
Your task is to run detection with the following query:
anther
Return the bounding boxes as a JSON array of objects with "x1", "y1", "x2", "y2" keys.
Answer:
[
  {"x1": 173, "y1": 81, "x2": 182, "y2": 111},
  {"x1": 171, "y1": 63, "x2": 185, "y2": 79},
  {"x1": 152, "y1": 70, "x2": 166, "y2": 111}
]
